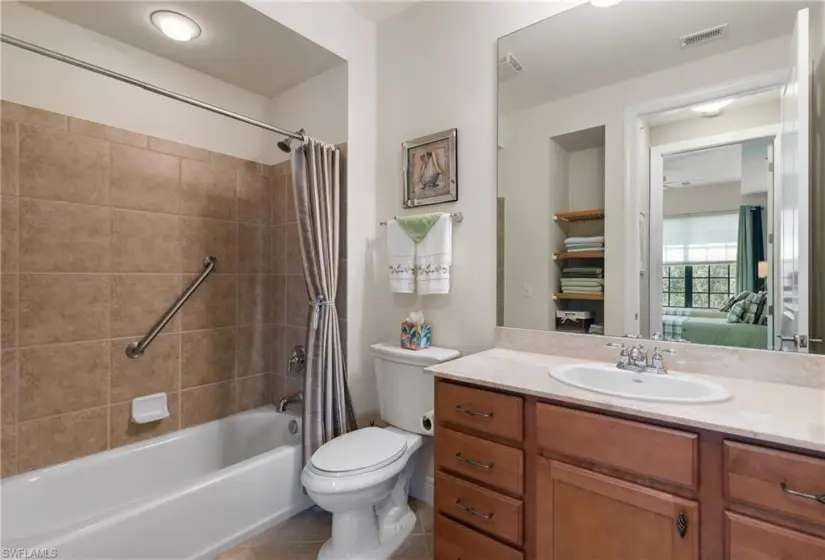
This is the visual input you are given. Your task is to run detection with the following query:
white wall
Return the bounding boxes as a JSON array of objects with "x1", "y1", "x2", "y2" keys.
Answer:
[
  {"x1": 268, "y1": 62, "x2": 349, "y2": 164},
  {"x1": 649, "y1": 100, "x2": 781, "y2": 147},
  {"x1": 568, "y1": 147, "x2": 606, "y2": 211},
  {"x1": 376, "y1": 2, "x2": 572, "y2": 356},
  {"x1": 0, "y1": 2, "x2": 273, "y2": 163},
  {"x1": 499, "y1": 36, "x2": 789, "y2": 334}
]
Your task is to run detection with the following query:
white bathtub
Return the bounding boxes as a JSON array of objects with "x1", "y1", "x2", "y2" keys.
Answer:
[{"x1": 1, "y1": 406, "x2": 311, "y2": 559}]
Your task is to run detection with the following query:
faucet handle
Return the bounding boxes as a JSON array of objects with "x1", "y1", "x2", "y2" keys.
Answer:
[
  {"x1": 606, "y1": 342, "x2": 628, "y2": 352},
  {"x1": 653, "y1": 346, "x2": 677, "y2": 357}
]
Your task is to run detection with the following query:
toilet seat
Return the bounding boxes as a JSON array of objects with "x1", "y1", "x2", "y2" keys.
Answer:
[{"x1": 309, "y1": 427, "x2": 408, "y2": 478}]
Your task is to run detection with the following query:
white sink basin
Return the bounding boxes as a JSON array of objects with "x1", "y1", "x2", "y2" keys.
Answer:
[{"x1": 549, "y1": 363, "x2": 731, "y2": 404}]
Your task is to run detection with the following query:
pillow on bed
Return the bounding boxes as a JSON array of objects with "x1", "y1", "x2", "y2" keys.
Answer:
[
  {"x1": 753, "y1": 291, "x2": 768, "y2": 325},
  {"x1": 720, "y1": 291, "x2": 750, "y2": 312},
  {"x1": 726, "y1": 301, "x2": 746, "y2": 323}
]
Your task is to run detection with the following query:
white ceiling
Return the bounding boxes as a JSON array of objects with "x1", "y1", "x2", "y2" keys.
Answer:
[
  {"x1": 664, "y1": 144, "x2": 742, "y2": 188},
  {"x1": 498, "y1": 1, "x2": 814, "y2": 115},
  {"x1": 24, "y1": 1, "x2": 345, "y2": 98},
  {"x1": 346, "y1": 1, "x2": 417, "y2": 23}
]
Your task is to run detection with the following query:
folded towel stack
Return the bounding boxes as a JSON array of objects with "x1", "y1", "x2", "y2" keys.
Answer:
[
  {"x1": 564, "y1": 235, "x2": 604, "y2": 254},
  {"x1": 560, "y1": 266, "x2": 604, "y2": 295}
]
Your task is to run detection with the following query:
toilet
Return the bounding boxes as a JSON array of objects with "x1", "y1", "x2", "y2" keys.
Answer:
[{"x1": 301, "y1": 342, "x2": 460, "y2": 560}]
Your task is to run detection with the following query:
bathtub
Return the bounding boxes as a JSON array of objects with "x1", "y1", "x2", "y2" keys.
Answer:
[{"x1": 1, "y1": 406, "x2": 311, "y2": 559}]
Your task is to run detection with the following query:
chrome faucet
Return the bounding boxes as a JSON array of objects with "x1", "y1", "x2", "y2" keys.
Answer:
[
  {"x1": 278, "y1": 391, "x2": 304, "y2": 413},
  {"x1": 607, "y1": 340, "x2": 676, "y2": 374}
]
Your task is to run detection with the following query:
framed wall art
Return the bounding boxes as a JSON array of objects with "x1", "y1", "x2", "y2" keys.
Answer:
[{"x1": 402, "y1": 128, "x2": 458, "y2": 208}]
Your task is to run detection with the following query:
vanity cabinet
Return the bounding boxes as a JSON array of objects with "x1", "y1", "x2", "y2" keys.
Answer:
[
  {"x1": 536, "y1": 459, "x2": 699, "y2": 559},
  {"x1": 433, "y1": 378, "x2": 825, "y2": 560}
]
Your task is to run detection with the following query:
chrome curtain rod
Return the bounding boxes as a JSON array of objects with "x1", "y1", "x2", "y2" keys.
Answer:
[{"x1": 0, "y1": 34, "x2": 304, "y2": 141}]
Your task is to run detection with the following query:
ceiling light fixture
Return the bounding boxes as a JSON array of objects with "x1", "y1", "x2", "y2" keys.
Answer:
[
  {"x1": 150, "y1": 11, "x2": 201, "y2": 42},
  {"x1": 691, "y1": 99, "x2": 734, "y2": 117},
  {"x1": 590, "y1": 0, "x2": 623, "y2": 7}
]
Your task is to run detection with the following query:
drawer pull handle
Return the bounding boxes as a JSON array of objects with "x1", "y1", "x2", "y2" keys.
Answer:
[
  {"x1": 781, "y1": 482, "x2": 825, "y2": 504},
  {"x1": 455, "y1": 405, "x2": 494, "y2": 418},
  {"x1": 455, "y1": 500, "x2": 494, "y2": 520},
  {"x1": 455, "y1": 453, "x2": 493, "y2": 469}
]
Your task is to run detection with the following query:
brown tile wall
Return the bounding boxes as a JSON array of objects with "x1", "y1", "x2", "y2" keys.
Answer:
[{"x1": 0, "y1": 101, "x2": 351, "y2": 477}]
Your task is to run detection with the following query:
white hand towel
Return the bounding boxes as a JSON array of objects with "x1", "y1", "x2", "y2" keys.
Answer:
[
  {"x1": 387, "y1": 219, "x2": 416, "y2": 293},
  {"x1": 416, "y1": 213, "x2": 452, "y2": 295}
]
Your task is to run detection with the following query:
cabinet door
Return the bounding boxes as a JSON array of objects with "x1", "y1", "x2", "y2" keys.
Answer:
[
  {"x1": 727, "y1": 512, "x2": 825, "y2": 560},
  {"x1": 536, "y1": 458, "x2": 699, "y2": 560}
]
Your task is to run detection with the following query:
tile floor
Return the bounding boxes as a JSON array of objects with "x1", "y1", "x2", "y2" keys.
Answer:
[{"x1": 216, "y1": 500, "x2": 434, "y2": 560}]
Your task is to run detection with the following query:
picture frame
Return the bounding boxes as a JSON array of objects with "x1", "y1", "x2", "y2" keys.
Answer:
[{"x1": 402, "y1": 128, "x2": 458, "y2": 208}]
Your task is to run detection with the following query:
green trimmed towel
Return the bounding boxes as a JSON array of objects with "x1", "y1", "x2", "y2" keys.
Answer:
[
  {"x1": 396, "y1": 213, "x2": 442, "y2": 244},
  {"x1": 561, "y1": 286, "x2": 603, "y2": 294}
]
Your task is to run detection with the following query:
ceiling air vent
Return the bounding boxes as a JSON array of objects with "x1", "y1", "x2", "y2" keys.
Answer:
[
  {"x1": 498, "y1": 52, "x2": 523, "y2": 82},
  {"x1": 680, "y1": 24, "x2": 729, "y2": 48}
]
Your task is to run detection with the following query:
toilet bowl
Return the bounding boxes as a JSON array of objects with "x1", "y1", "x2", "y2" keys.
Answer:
[
  {"x1": 301, "y1": 343, "x2": 459, "y2": 560},
  {"x1": 302, "y1": 427, "x2": 422, "y2": 560}
]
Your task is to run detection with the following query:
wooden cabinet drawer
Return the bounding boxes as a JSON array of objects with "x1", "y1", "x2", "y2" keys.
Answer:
[
  {"x1": 436, "y1": 427, "x2": 524, "y2": 496},
  {"x1": 435, "y1": 514, "x2": 523, "y2": 560},
  {"x1": 436, "y1": 381, "x2": 523, "y2": 442},
  {"x1": 536, "y1": 403, "x2": 698, "y2": 489},
  {"x1": 724, "y1": 441, "x2": 825, "y2": 528},
  {"x1": 435, "y1": 471, "x2": 523, "y2": 546},
  {"x1": 726, "y1": 512, "x2": 825, "y2": 560}
]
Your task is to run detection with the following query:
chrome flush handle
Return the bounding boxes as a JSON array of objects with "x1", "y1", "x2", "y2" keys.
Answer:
[{"x1": 781, "y1": 482, "x2": 825, "y2": 504}]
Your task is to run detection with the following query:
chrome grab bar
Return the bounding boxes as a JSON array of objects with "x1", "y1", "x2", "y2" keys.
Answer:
[
  {"x1": 781, "y1": 482, "x2": 825, "y2": 504},
  {"x1": 125, "y1": 256, "x2": 217, "y2": 359}
]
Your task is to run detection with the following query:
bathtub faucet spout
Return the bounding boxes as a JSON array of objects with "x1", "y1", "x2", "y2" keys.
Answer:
[{"x1": 278, "y1": 391, "x2": 304, "y2": 413}]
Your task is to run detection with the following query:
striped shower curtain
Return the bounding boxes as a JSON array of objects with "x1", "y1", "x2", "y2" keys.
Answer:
[{"x1": 291, "y1": 139, "x2": 356, "y2": 464}]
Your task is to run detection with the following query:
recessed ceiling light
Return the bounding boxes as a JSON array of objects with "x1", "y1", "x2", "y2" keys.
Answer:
[
  {"x1": 691, "y1": 99, "x2": 734, "y2": 117},
  {"x1": 590, "y1": 0, "x2": 623, "y2": 7},
  {"x1": 150, "y1": 11, "x2": 201, "y2": 42}
]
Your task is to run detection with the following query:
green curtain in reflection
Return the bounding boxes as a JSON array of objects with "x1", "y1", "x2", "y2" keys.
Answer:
[{"x1": 736, "y1": 205, "x2": 766, "y2": 293}]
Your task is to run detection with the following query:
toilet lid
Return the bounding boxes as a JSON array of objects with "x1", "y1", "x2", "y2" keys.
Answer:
[{"x1": 310, "y1": 428, "x2": 408, "y2": 475}]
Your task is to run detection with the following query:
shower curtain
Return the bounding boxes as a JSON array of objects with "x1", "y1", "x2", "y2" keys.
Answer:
[
  {"x1": 291, "y1": 139, "x2": 357, "y2": 464},
  {"x1": 735, "y1": 205, "x2": 766, "y2": 293}
]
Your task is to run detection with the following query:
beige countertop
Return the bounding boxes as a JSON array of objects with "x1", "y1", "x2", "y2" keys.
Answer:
[{"x1": 425, "y1": 348, "x2": 825, "y2": 454}]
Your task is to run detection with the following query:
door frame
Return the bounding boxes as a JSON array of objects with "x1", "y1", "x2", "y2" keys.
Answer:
[
  {"x1": 649, "y1": 125, "x2": 781, "y2": 344},
  {"x1": 623, "y1": 69, "x2": 788, "y2": 336}
]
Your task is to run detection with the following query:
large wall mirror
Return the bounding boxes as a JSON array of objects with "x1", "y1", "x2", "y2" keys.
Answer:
[{"x1": 497, "y1": 0, "x2": 823, "y2": 354}]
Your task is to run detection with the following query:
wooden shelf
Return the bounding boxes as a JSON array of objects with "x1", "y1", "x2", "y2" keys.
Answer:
[
  {"x1": 554, "y1": 293, "x2": 604, "y2": 301},
  {"x1": 553, "y1": 209, "x2": 605, "y2": 222},
  {"x1": 553, "y1": 251, "x2": 605, "y2": 260}
]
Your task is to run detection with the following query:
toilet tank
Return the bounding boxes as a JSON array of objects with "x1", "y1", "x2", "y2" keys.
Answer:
[{"x1": 370, "y1": 342, "x2": 460, "y2": 435}]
